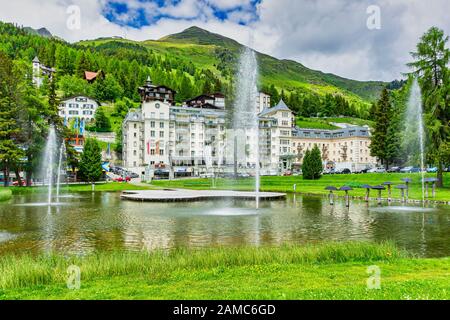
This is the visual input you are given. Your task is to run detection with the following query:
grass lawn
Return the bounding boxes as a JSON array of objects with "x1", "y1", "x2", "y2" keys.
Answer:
[
  {"x1": 152, "y1": 173, "x2": 450, "y2": 202},
  {"x1": 6, "y1": 182, "x2": 154, "y2": 195},
  {"x1": 0, "y1": 189, "x2": 12, "y2": 201},
  {"x1": 0, "y1": 242, "x2": 448, "y2": 300}
]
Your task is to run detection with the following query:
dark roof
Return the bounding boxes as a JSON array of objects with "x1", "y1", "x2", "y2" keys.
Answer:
[{"x1": 259, "y1": 99, "x2": 291, "y2": 117}]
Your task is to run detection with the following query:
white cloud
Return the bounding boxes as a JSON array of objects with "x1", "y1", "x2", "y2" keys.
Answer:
[{"x1": 0, "y1": 0, "x2": 449, "y2": 81}]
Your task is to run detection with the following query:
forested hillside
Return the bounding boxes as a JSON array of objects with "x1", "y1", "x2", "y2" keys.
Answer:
[{"x1": 0, "y1": 22, "x2": 387, "y2": 121}]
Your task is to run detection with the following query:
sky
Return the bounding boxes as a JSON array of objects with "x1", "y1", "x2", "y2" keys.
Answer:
[{"x1": 0, "y1": 0, "x2": 449, "y2": 82}]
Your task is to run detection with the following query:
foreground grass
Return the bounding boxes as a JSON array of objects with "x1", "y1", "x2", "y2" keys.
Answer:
[
  {"x1": 0, "y1": 189, "x2": 12, "y2": 201},
  {"x1": 152, "y1": 173, "x2": 450, "y2": 202},
  {"x1": 7, "y1": 182, "x2": 154, "y2": 195},
  {"x1": 0, "y1": 242, "x2": 449, "y2": 300}
]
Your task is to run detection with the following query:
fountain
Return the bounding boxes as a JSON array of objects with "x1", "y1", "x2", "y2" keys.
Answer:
[
  {"x1": 405, "y1": 79, "x2": 426, "y2": 202},
  {"x1": 232, "y1": 47, "x2": 260, "y2": 208},
  {"x1": 56, "y1": 142, "x2": 66, "y2": 202},
  {"x1": 42, "y1": 125, "x2": 57, "y2": 205},
  {"x1": 17, "y1": 126, "x2": 70, "y2": 207}
]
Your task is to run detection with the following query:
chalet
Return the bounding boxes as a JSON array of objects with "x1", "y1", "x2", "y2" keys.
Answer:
[
  {"x1": 138, "y1": 76, "x2": 176, "y2": 105},
  {"x1": 183, "y1": 93, "x2": 225, "y2": 109},
  {"x1": 59, "y1": 95, "x2": 100, "y2": 122}
]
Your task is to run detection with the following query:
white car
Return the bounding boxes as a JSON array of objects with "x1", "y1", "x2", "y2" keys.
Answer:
[{"x1": 367, "y1": 168, "x2": 378, "y2": 173}]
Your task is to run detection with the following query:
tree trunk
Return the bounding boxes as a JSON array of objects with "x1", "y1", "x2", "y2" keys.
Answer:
[
  {"x1": 3, "y1": 167, "x2": 9, "y2": 187},
  {"x1": 437, "y1": 162, "x2": 444, "y2": 188},
  {"x1": 14, "y1": 168, "x2": 23, "y2": 187},
  {"x1": 26, "y1": 169, "x2": 32, "y2": 187}
]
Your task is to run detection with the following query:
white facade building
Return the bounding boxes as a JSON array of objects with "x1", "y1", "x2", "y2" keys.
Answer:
[
  {"x1": 32, "y1": 56, "x2": 55, "y2": 88},
  {"x1": 59, "y1": 96, "x2": 100, "y2": 122},
  {"x1": 256, "y1": 92, "x2": 271, "y2": 113},
  {"x1": 123, "y1": 81, "x2": 377, "y2": 176}
]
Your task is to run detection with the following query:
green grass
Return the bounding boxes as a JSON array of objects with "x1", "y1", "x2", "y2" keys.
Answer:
[
  {"x1": 325, "y1": 117, "x2": 375, "y2": 128},
  {"x1": 7, "y1": 182, "x2": 153, "y2": 195},
  {"x1": 0, "y1": 242, "x2": 449, "y2": 300},
  {"x1": 152, "y1": 173, "x2": 450, "y2": 202},
  {"x1": 296, "y1": 117, "x2": 340, "y2": 130},
  {"x1": 0, "y1": 189, "x2": 12, "y2": 201}
]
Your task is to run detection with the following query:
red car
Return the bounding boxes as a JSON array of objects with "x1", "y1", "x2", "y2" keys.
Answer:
[
  {"x1": 12, "y1": 180, "x2": 33, "y2": 186},
  {"x1": 113, "y1": 176, "x2": 131, "y2": 182}
]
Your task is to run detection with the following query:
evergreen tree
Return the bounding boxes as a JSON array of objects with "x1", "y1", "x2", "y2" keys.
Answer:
[
  {"x1": 79, "y1": 138, "x2": 103, "y2": 184},
  {"x1": 94, "y1": 107, "x2": 111, "y2": 132},
  {"x1": 0, "y1": 52, "x2": 24, "y2": 186},
  {"x1": 303, "y1": 145, "x2": 323, "y2": 180},
  {"x1": 408, "y1": 27, "x2": 450, "y2": 187},
  {"x1": 370, "y1": 88, "x2": 397, "y2": 169}
]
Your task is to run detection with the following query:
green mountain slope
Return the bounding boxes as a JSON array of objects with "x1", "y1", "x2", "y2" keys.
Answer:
[{"x1": 78, "y1": 26, "x2": 386, "y2": 106}]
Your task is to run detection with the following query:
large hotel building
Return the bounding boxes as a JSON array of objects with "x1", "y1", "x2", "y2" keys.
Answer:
[{"x1": 122, "y1": 79, "x2": 377, "y2": 175}]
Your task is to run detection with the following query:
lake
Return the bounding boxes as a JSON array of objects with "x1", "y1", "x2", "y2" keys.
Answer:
[{"x1": 0, "y1": 192, "x2": 449, "y2": 257}]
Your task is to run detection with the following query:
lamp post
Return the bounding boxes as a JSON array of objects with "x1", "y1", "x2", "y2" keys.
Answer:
[
  {"x1": 401, "y1": 178, "x2": 412, "y2": 200},
  {"x1": 339, "y1": 186, "x2": 353, "y2": 208},
  {"x1": 325, "y1": 186, "x2": 338, "y2": 205},
  {"x1": 371, "y1": 185, "x2": 386, "y2": 205},
  {"x1": 383, "y1": 182, "x2": 393, "y2": 202},
  {"x1": 362, "y1": 185, "x2": 372, "y2": 202}
]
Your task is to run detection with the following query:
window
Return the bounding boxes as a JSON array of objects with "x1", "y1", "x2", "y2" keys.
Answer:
[
  {"x1": 159, "y1": 131, "x2": 164, "y2": 138},
  {"x1": 133, "y1": 150, "x2": 137, "y2": 156},
  {"x1": 155, "y1": 103, "x2": 160, "y2": 109},
  {"x1": 151, "y1": 131, "x2": 155, "y2": 137},
  {"x1": 159, "y1": 150, "x2": 164, "y2": 156},
  {"x1": 133, "y1": 133, "x2": 137, "y2": 138},
  {"x1": 151, "y1": 112, "x2": 155, "y2": 118},
  {"x1": 150, "y1": 121, "x2": 155, "y2": 128},
  {"x1": 134, "y1": 124, "x2": 137, "y2": 129},
  {"x1": 160, "y1": 113, "x2": 165, "y2": 119},
  {"x1": 150, "y1": 149, "x2": 155, "y2": 155},
  {"x1": 160, "y1": 122, "x2": 164, "y2": 129}
]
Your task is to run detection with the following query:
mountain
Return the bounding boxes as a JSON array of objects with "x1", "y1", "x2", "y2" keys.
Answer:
[
  {"x1": 24, "y1": 27, "x2": 53, "y2": 38},
  {"x1": 80, "y1": 26, "x2": 385, "y2": 106},
  {"x1": 159, "y1": 26, "x2": 385, "y2": 102}
]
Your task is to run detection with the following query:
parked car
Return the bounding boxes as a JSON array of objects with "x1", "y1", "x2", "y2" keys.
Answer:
[
  {"x1": 113, "y1": 176, "x2": 131, "y2": 182},
  {"x1": 410, "y1": 167, "x2": 421, "y2": 173},
  {"x1": 12, "y1": 180, "x2": 33, "y2": 186},
  {"x1": 341, "y1": 168, "x2": 352, "y2": 175},
  {"x1": 367, "y1": 168, "x2": 378, "y2": 173},
  {"x1": 387, "y1": 166, "x2": 401, "y2": 173},
  {"x1": 427, "y1": 167, "x2": 438, "y2": 173},
  {"x1": 283, "y1": 171, "x2": 293, "y2": 176},
  {"x1": 400, "y1": 166, "x2": 414, "y2": 173}
]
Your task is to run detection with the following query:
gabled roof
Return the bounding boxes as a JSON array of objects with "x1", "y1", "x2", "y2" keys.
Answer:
[
  {"x1": 259, "y1": 99, "x2": 291, "y2": 117},
  {"x1": 84, "y1": 71, "x2": 98, "y2": 81}
]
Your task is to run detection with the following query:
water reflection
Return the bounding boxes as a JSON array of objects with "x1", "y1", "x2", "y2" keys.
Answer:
[{"x1": 0, "y1": 193, "x2": 449, "y2": 257}]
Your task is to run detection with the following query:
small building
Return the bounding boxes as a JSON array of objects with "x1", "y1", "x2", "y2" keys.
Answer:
[
  {"x1": 138, "y1": 76, "x2": 176, "y2": 105},
  {"x1": 59, "y1": 96, "x2": 100, "y2": 122},
  {"x1": 183, "y1": 93, "x2": 225, "y2": 109},
  {"x1": 32, "y1": 56, "x2": 56, "y2": 88}
]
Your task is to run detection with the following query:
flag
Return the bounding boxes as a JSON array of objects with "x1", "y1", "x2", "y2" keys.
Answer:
[
  {"x1": 74, "y1": 117, "x2": 79, "y2": 131},
  {"x1": 79, "y1": 119, "x2": 85, "y2": 135},
  {"x1": 156, "y1": 140, "x2": 160, "y2": 155},
  {"x1": 107, "y1": 143, "x2": 111, "y2": 157},
  {"x1": 64, "y1": 116, "x2": 67, "y2": 127},
  {"x1": 147, "y1": 141, "x2": 150, "y2": 155}
]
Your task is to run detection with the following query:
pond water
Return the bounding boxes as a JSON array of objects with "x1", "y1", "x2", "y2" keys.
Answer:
[{"x1": 0, "y1": 193, "x2": 449, "y2": 257}]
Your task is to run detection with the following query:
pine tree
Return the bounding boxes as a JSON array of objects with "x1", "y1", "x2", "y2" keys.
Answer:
[
  {"x1": 302, "y1": 145, "x2": 323, "y2": 180},
  {"x1": 79, "y1": 138, "x2": 103, "y2": 184},
  {"x1": 370, "y1": 88, "x2": 393, "y2": 168},
  {"x1": 0, "y1": 52, "x2": 24, "y2": 186},
  {"x1": 94, "y1": 107, "x2": 111, "y2": 132},
  {"x1": 408, "y1": 27, "x2": 450, "y2": 187}
]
